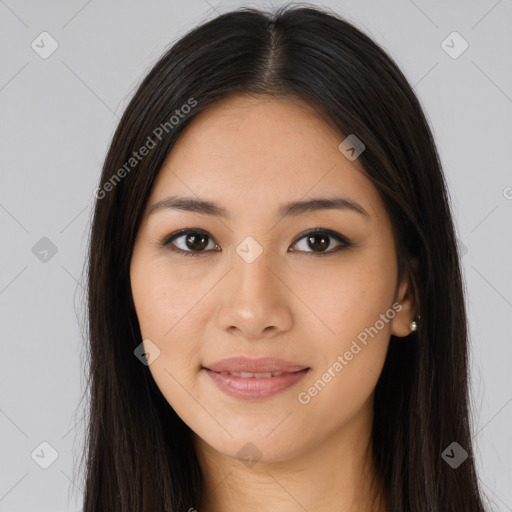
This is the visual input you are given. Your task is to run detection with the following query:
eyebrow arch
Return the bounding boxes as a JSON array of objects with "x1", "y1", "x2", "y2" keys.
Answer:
[{"x1": 147, "y1": 195, "x2": 370, "y2": 219}]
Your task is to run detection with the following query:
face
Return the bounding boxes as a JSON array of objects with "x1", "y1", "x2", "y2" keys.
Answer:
[{"x1": 129, "y1": 94, "x2": 416, "y2": 464}]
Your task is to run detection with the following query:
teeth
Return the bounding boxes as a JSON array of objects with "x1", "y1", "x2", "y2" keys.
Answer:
[{"x1": 219, "y1": 371, "x2": 284, "y2": 378}]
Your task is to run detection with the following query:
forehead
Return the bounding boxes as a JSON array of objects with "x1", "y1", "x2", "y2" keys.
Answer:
[{"x1": 147, "y1": 94, "x2": 384, "y2": 222}]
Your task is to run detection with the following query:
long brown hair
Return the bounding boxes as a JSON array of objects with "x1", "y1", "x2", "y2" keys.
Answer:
[{"x1": 77, "y1": 4, "x2": 490, "y2": 510}]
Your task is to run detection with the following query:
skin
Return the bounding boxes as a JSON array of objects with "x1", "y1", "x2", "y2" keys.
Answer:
[{"x1": 130, "y1": 94, "x2": 417, "y2": 512}]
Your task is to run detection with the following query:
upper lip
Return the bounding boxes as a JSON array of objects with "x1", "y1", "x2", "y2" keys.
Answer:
[{"x1": 203, "y1": 356, "x2": 309, "y2": 373}]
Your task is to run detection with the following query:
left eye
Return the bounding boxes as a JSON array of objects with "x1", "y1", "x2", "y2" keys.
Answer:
[
  {"x1": 161, "y1": 228, "x2": 353, "y2": 257},
  {"x1": 290, "y1": 229, "x2": 353, "y2": 255}
]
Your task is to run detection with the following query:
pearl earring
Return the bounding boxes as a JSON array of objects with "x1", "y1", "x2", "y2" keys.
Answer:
[{"x1": 410, "y1": 314, "x2": 420, "y2": 332}]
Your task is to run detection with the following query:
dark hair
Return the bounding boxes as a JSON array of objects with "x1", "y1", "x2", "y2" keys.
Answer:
[{"x1": 77, "y1": 4, "x2": 490, "y2": 511}]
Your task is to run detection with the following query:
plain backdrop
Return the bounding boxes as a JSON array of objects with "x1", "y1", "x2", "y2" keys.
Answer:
[{"x1": 0, "y1": 0, "x2": 511, "y2": 510}]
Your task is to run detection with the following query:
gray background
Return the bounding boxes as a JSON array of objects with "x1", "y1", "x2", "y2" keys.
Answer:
[{"x1": 0, "y1": 0, "x2": 511, "y2": 510}]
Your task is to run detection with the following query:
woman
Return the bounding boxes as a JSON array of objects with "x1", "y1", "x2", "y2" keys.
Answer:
[{"x1": 80, "y1": 4, "x2": 490, "y2": 511}]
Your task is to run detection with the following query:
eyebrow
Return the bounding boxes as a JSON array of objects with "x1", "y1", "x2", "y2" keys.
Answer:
[{"x1": 147, "y1": 195, "x2": 370, "y2": 219}]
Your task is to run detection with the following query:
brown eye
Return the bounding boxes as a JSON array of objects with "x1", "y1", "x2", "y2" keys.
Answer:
[
  {"x1": 161, "y1": 228, "x2": 353, "y2": 258},
  {"x1": 289, "y1": 229, "x2": 353, "y2": 255},
  {"x1": 162, "y1": 229, "x2": 218, "y2": 256}
]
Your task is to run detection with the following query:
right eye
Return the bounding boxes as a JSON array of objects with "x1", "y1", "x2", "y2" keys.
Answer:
[{"x1": 160, "y1": 229, "x2": 219, "y2": 257}]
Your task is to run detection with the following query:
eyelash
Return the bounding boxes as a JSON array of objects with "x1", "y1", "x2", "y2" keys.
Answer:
[{"x1": 159, "y1": 228, "x2": 355, "y2": 257}]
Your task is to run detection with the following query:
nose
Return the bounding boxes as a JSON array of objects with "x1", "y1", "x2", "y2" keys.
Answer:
[{"x1": 214, "y1": 250, "x2": 293, "y2": 340}]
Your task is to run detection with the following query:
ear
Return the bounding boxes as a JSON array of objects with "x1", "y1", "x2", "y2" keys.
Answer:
[{"x1": 390, "y1": 257, "x2": 419, "y2": 338}]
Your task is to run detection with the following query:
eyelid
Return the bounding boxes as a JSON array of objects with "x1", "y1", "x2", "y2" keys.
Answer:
[
  {"x1": 160, "y1": 228, "x2": 218, "y2": 257},
  {"x1": 289, "y1": 228, "x2": 353, "y2": 251},
  {"x1": 160, "y1": 227, "x2": 354, "y2": 256}
]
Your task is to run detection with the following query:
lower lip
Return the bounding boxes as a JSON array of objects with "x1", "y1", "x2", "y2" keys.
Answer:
[{"x1": 203, "y1": 368, "x2": 310, "y2": 400}]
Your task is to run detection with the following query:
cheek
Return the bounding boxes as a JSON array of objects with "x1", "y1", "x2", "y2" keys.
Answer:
[
  {"x1": 301, "y1": 257, "x2": 395, "y2": 332},
  {"x1": 130, "y1": 273, "x2": 164, "y2": 337},
  {"x1": 131, "y1": 261, "x2": 202, "y2": 409},
  {"x1": 298, "y1": 256, "x2": 396, "y2": 387},
  {"x1": 292, "y1": 267, "x2": 395, "y2": 425},
  {"x1": 130, "y1": 256, "x2": 191, "y2": 338},
  {"x1": 130, "y1": 255, "x2": 205, "y2": 378}
]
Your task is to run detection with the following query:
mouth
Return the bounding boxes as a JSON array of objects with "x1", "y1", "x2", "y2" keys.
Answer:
[
  {"x1": 202, "y1": 355, "x2": 309, "y2": 374},
  {"x1": 202, "y1": 367, "x2": 311, "y2": 400},
  {"x1": 206, "y1": 370, "x2": 304, "y2": 378}
]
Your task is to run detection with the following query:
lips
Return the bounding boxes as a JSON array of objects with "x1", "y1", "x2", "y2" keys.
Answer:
[
  {"x1": 202, "y1": 356, "x2": 311, "y2": 399},
  {"x1": 203, "y1": 367, "x2": 311, "y2": 400},
  {"x1": 203, "y1": 356, "x2": 309, "y2": 374},
  {"x1": 216, "y1": 371, "x2": 287, "y2": 378}
]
